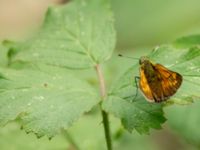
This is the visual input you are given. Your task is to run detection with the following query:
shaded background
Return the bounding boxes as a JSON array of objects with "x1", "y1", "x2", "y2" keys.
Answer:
[
  {"x1": 0, "y1": 0, "x2": 200, "y2": 150},
  {"x1": 1, "y1": 0, "x2": 200, "y2": 48}
]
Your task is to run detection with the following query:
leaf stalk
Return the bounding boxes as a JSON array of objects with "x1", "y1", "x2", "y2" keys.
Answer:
[{"x1": 95, "y1": 64, "x2": 112, "y2": 150}]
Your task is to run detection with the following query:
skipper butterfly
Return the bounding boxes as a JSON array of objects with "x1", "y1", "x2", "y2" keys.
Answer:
[{"x1": 119, "y1": 54, "x2": 183, "y2": 103}]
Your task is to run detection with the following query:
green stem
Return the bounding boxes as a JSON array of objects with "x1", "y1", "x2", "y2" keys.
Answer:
[
  {"x1": 101, "y1": 110, "x2": 112, "y2": 150},
  {"x1": 95, "y1": 64, "x2": 112, "y2": 150}
]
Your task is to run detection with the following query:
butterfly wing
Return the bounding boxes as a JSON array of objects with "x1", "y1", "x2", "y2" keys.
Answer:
[
  {"x1": 139, "y1": 68, "x2": 154, "y2": 102},
  {"x1": 154, "y1": 64, "x2": 182, "y2": 100}
]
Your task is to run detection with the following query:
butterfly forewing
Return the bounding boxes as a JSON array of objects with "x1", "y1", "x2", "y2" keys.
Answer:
[{"x1": 155, "y1": 64, "x2": 182, "y2": 99}]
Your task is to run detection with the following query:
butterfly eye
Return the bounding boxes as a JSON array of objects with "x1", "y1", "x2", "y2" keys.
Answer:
[
  {"x1": 139, "y1": 57, "x2": 145, "y2": 65},
  {"x1": 139, "y1": 56, "x2": 149, "y2": 65}
]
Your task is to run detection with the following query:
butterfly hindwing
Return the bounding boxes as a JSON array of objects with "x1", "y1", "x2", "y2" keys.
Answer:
[{"x1": 139, "y1": 69, "x2": 154, "y2": 102}]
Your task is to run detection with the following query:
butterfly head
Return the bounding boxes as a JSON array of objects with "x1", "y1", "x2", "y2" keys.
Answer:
[{"x1": 139, "y1": 56, "x2": 150, "y2": 65}]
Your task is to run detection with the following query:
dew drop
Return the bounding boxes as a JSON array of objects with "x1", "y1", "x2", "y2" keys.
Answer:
[
  {"x1": 22, "y1": 89, "x2": 28, "y2": 92},
  {"x1": 11, "y1": 96, "x2": 15, "y2": 100},
  {"x1": 80, "y1": 16, "x2": 84, "y2": 22},
  {"x1": 33, "y1": 53, "x2": 39, "y2": 57},
  {"x1": 139, "y1": 111, "x2": 143, "y2": 114},
  {"x1": 81, "y1": 0, "x2": 86, "y2": 6},
  {"x1": 59, "y1": 86, "x2": 64, "y2": 90},
  {"x1": 60, "y1": 44, "x2": 65, "y2": 49},
  {"x1": 52, "y1": 76, "x2": 57, "y2": 80},
  {"x1": 76, "y1": 40, "x2": 80, "y2": 45},
  {"x1": 33, "y1": 96, "x2": 44, "y2": 100},
  {"x1": 165, "y1": 55, "x2": 169, "y2": 59},
  {"x1": 189, "y1": 66, "x2": 196, "y2": 70},
  {"x1": 39, "y1": 96, "x2": 44, "y2": 100},
  {"x1": 55, "y1": 31, "x2": 60, "y2": 35},
  {"x1": 81, "y1": 32, "x2": 85, "y2": 36},
  {"x1": 40, "y1": 43, "x2": 45, "y2": 47}
]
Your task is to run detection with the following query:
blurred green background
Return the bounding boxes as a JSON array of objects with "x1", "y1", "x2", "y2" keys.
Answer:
[{"x1": 0, "y1": 0, "x2": 200, "y2": 150}]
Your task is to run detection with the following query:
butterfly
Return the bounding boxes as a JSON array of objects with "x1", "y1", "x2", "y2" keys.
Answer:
[
  {"x1": 119, "y1": 54, "x2": 183, "y2": 103},
  {"x1": 136, "y1": 56, "x2": 182, "y2": 103}
]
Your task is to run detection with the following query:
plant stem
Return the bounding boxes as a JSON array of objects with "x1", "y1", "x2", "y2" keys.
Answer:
[
  {"x1": 95, "y1": 64, "x2": 112, "y2": 150},
  {"x1": 101, "y1": 110, "x2": 112, "y2": 150}
]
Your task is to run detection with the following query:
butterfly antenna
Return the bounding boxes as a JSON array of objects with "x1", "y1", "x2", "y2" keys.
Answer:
[{"x1": 118, "y1": 54, "x2": 139, "y2": 60}]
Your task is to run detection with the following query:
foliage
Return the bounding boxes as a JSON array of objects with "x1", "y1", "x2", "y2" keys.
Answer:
[
  {"x1": 103, "y1": 43, "x2": 200, "y2": 134},
  {"x1": 0, "y1": 66, "x2": 99, "y2": 138},
  {"x1": 0, "y1": 0, "x2": 200, "y2": 149},
  {"x1": 10, "y1": 0, "x2": 115, "y2": 69}
]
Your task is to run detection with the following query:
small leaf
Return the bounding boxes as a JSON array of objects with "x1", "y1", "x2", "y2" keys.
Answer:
[
  {"x1": 173, "y1": 34, "x2": 200, "y2": 48},
  {"x1": 12, "y1": 0, "x2": 116, "y2": 69},
  {"x1": 0, "y1": 67, "x2": 99, "y2": 138}
]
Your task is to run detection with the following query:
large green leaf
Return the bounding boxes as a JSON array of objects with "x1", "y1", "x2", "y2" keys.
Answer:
[
  {"x1": 103, "y1": 95, "x2": 166, "y2": 134},
  {"x1": 173, "y1": 34, "x2": 200, "y2": 48},
  {"x1": 103, "y1": 42, "x2": 200, "y2": 134},
  {"x1": 12, "y1": 0, "x2": 115, "y2": 69},
  {"x1": 0, "y1": 66, "x2": 99, "y2": 138}
]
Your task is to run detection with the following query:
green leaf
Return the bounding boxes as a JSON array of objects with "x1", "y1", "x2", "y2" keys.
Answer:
[
  {"x1": 102, "y1": 64, "x2": 166, "y2": 134},
  {"x1": 148, "y1": 46, "x2": 200, "y2": 103},
  {"x1": 12, "y1": 0, "x2": 116, "y2": 69},
  {"x1": 103, "y1": 95, "x2": 166, "y2": 134},
  {"x1": 165, "y1": 100, "x2": 200, "y2": 147},
  {"x1": 103, "y1": 43, "x2": 200, "y2": 134},
  {"x1": 173, "y1": 34, "x2": 200, "y2": 48},
  {"x1": 0, "y1": 67, "x2": 99, "y2": 138}
]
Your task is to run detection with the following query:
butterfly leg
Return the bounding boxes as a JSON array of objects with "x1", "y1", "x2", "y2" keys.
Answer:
[{"x1": 131, "y1": 76, "x2": 140, "y2": 102}]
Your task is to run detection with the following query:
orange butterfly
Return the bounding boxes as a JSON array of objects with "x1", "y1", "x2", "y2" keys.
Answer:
[
  {"x1": 138, "y1": 56, "x2": 182, "y2": 103},
  {"x1": 119, "y1": 54, "x2": 183, "y2": 103}
]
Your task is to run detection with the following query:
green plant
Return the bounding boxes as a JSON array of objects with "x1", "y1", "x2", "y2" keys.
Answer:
[{"x1": 0, "y1": 0, "x2": 200, "y2": 150}]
